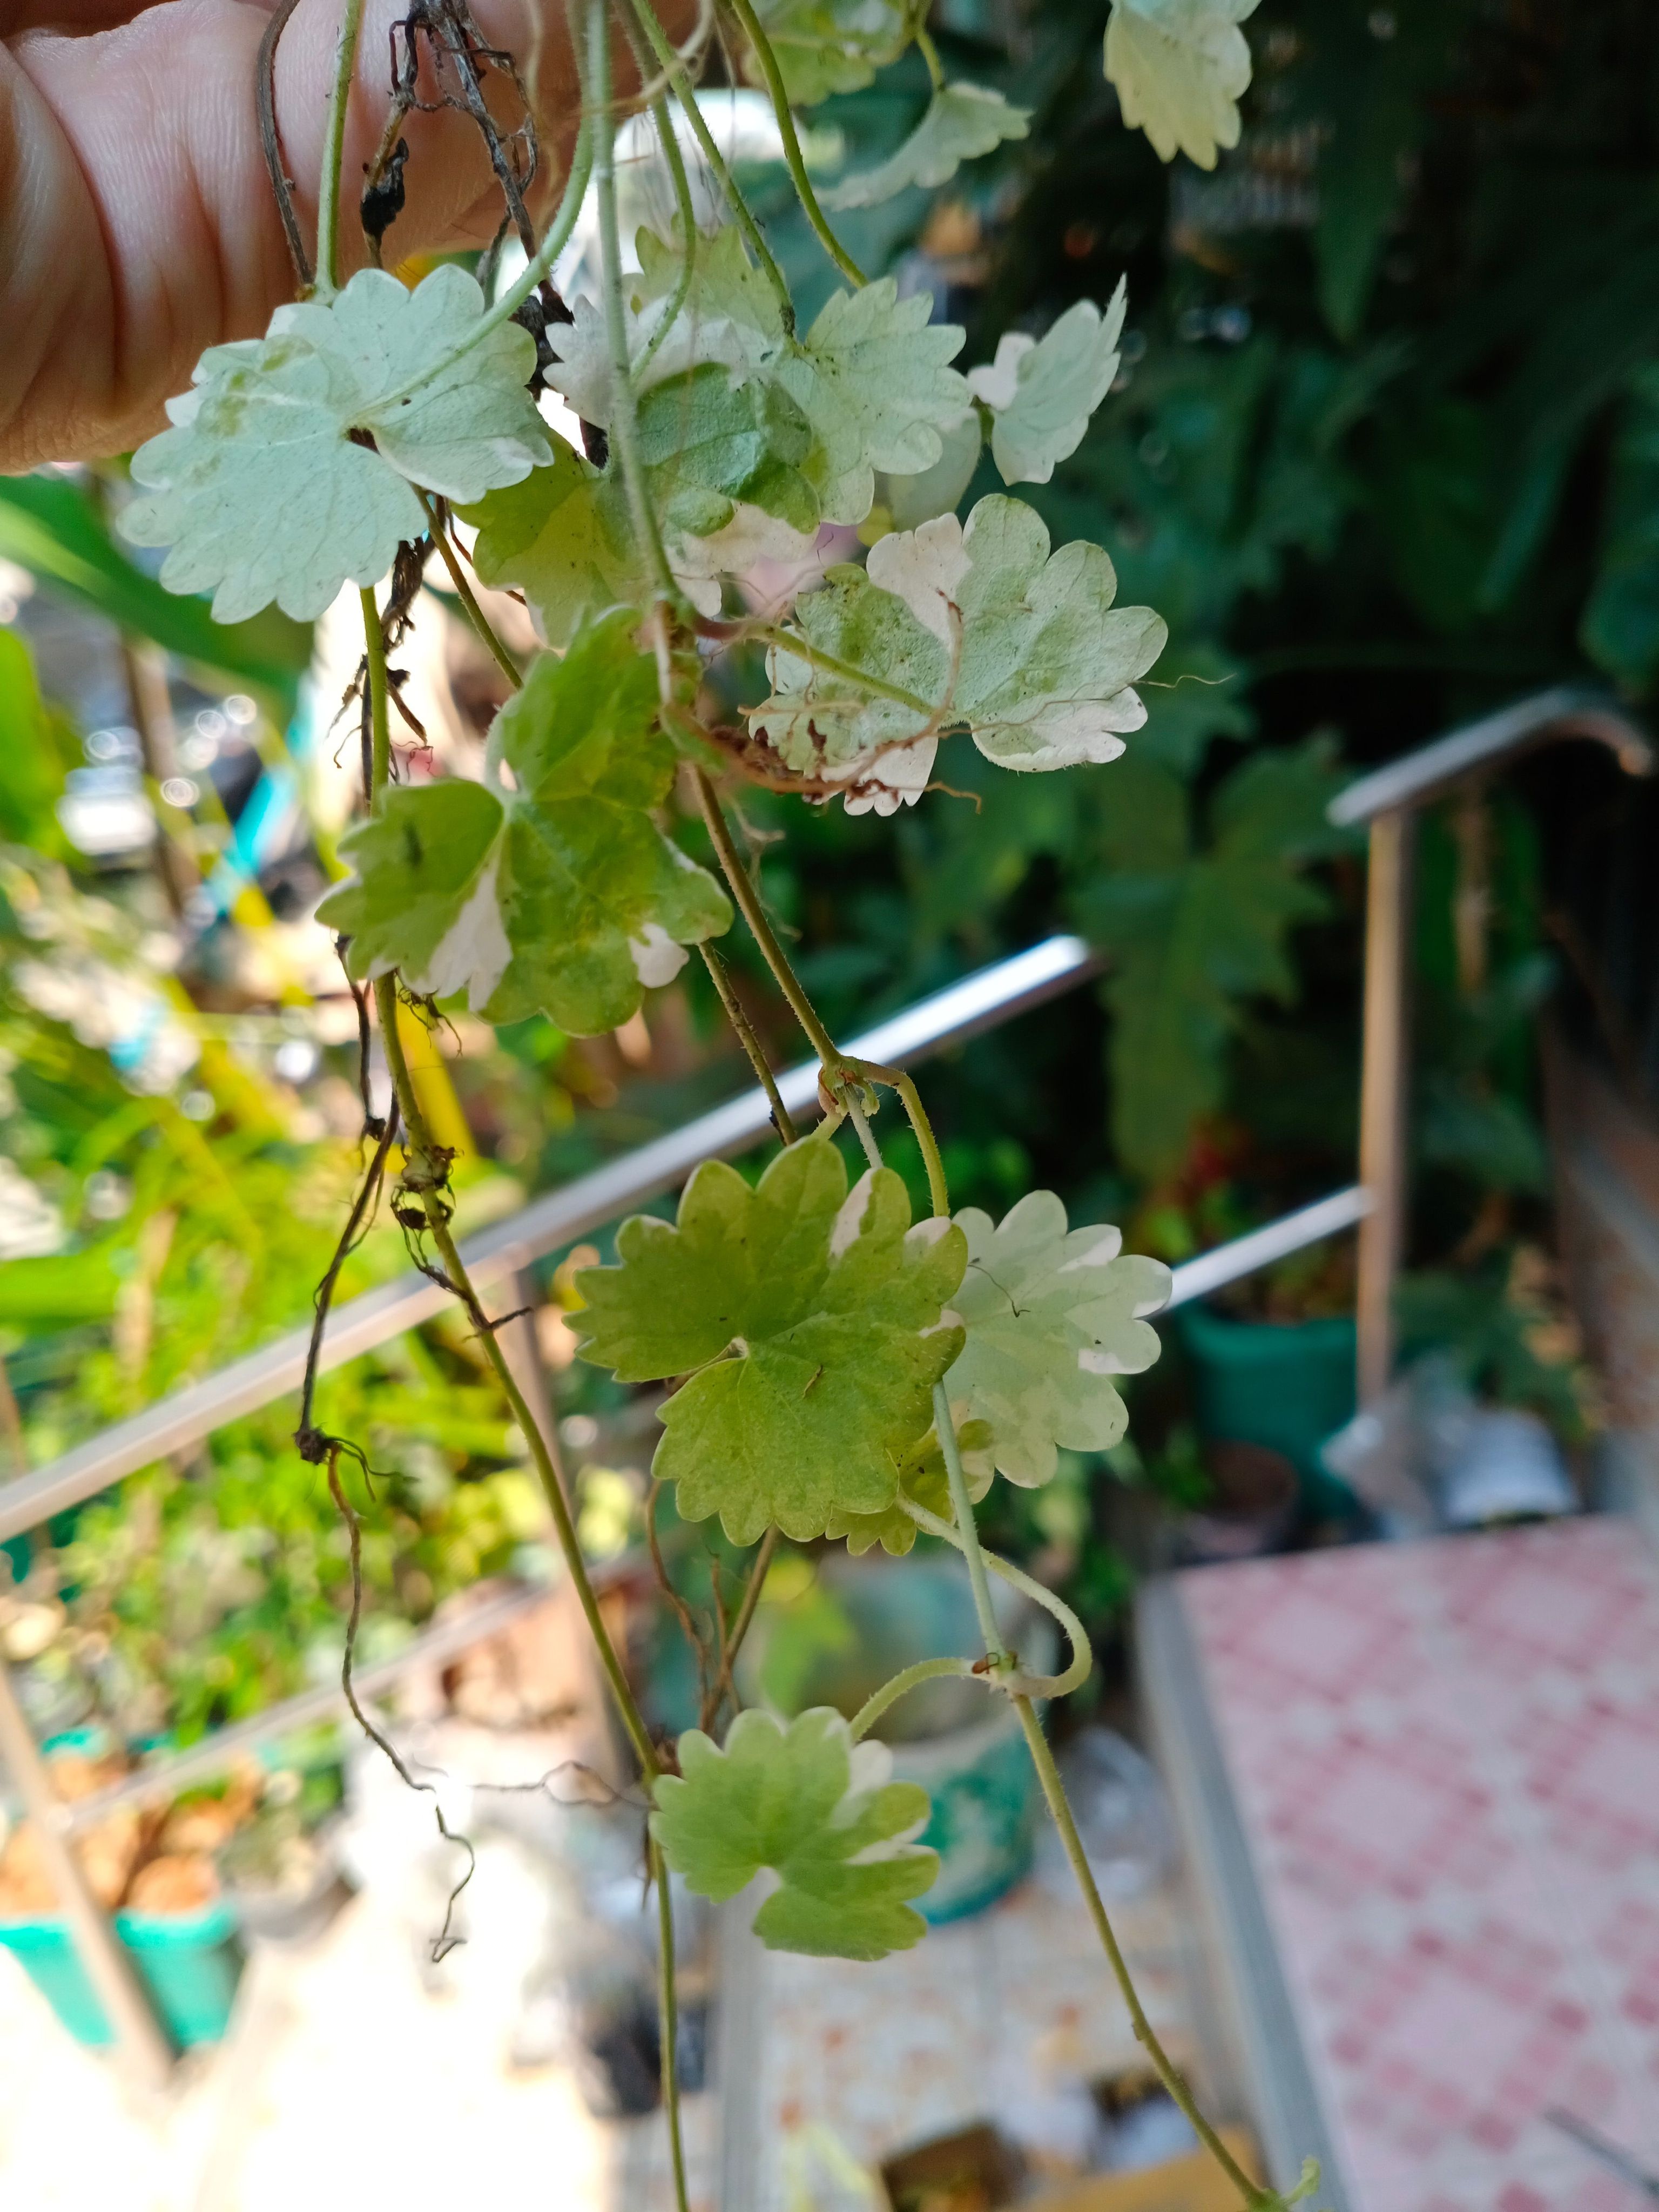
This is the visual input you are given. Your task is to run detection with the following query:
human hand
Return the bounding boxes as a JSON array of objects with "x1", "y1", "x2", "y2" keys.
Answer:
[{"x1": 0, "y1": 0, "x2": 592, "y2": 470}]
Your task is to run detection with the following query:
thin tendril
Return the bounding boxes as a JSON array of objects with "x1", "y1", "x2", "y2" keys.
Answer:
[
  {"x1": 316, "y1": 0, "x2": 369, "y2": 295},
  {"x1": 720, "y1": 0, "x2": 867, "y2": 286},
  {"x1": 623, "y1": 0, "x2": 797, "y2": 334}
]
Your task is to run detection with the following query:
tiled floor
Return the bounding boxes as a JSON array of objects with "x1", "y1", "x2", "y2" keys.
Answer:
[{"x1": 1179, "y1": 1519, "x2": 1659, "y2": 2211}]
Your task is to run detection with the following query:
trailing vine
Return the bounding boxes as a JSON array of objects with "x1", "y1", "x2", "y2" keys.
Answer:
[{"x1": 122, "y1": 0, "x2": 1322, "y2": 2201}]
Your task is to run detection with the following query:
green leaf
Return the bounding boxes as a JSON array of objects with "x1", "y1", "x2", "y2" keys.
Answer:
[
  {"x1": 1075, "y1": 740, "x2": 1347, "y2": 1179},
  {"x1": 751, "y1": 495, "x2": 1166, "y2": 812},
  {"x1": 121, "y1": 267, "x2": 549, "y2": 622},
  {"x1": 574, "y1": 1138, "x2": 967, "y2": 1543},
  {"x1": 650, "y1": 1706, "x2": 936, "y2": 1959},
  {"x1": 461, "y1": 438, "x2": 639, "y2": 649},
  {"x1": 741, "y1": 0, "x2": 911, "y2": 105},
  {"x1": 1103, "y1": 0, "x2": 1259, "y2": 171},
  {"x1": 944, "y1": 1192, "x2": 1169, "y2": 1487},
  {"x1": 462, "y1": 433, "x2": 822, "y2": 645},
  {"x1": 0, "y1": 476, "x2": 311, "y2": 698},
  {"x1": 826, "y1": 1413, "x2": 994, "y2": 1554},
  {"x1": 0, "y1": 631, "x2": 71, "y2": 852},
  {"x1": 824, "y1": 84, "x2": 1031, "y2": 211},
  {"x1": 545, "y1": 239, "x2": 967, "y2": 536},
  {"x1": 967, "y1": 284, "x2": 1126, "y2": 488},
  {"x1": 316, "y1": 610, "x2": 730, "y2": 1034},
  {"x1": 775, "y1": 280, "x2": 970, "y2": 528}
]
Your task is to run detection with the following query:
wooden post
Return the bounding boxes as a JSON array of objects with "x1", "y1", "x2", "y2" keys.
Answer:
[
  {"x1": 1355, "y1": 808, "x2": 1415, "y2": 1406},
  {"x1": 0, "y1": 1660, "x2": 173, "y2": 2088}
]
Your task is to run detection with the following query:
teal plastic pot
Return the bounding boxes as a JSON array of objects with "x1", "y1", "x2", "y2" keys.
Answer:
[
  {"x1": 743, "y1": 1557, "x2": 1054, "y2": 1925},
  {"x1": 0, "y1": 1901, "x2": 244, "y2": 2048},
  {"x1": 1177, "y1": 1302, "x2": 1357, "y2": 1514}
]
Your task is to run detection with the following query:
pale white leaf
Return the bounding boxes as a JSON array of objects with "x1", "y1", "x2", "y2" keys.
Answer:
[
  {"x1": 1104, "y1": 0, "x2": 1260, "y2": 171},
  {"x1": 945, "y1": 1190, "x2": 1172, "y2": 1486},
  {"x1": 823, "y1": 84, "x2": 1030, "y2": 211},
  {"x1": 983, "y1": 282, "x2": 1127, "y2": 485},
  {"x1": 750, "y1": 495, "x2": 1167, "y2": 803},
  {"x1": 122, "y1": 267, "x2": 550, "y2": 622}
]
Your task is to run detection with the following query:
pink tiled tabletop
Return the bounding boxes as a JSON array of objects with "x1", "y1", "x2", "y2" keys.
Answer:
[{"x1": 1177, "y1": 1518, "x2": 1659, "y2": 2212}]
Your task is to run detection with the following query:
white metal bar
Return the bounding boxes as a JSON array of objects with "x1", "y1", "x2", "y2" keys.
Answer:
[
  {"x1": 0, "y1": 937, "x2": 1095, "y2": 1545},
  {"x1": 1328, "y1": 687, "x2": 1651, "y2": 828},
  {"x1": 1163, "y1": 1186, "x2": 1372, "y2": 1311}
]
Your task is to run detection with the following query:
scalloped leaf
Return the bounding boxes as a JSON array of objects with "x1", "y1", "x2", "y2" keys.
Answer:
[
  {"x1": 651, "y1": 1707, "x2": 936, "y2": 1959},
  {"x1": 544, "y1": 241, "x2": 968, "y2": 535},
  {"x1": 741, "y1": 0, "x2": 912, "y2": 104},
  {"x1": 460, "y1": 433, "x2": 820, "y2": 645},
  {"x1": 945, "y1": 1191, "x2": 1171, "y2": 1487},
  {"x1": 121, "y1": 267, "x2": 549, "y2": 622},
  {"x1": 967, "y1": 282, "x2": 1127, "y2": 487},
  {"x1": 750, "y1": 495, "x2": 1167, "y2": 812},
  {"x1": 572, "y1": 1138, "x2": 967, "y2": 1544},
  {"x1": 316, "y1": 610, "x2": 729, "y2": 1033},
  {"x1": 1104, "y1": 0, "x2": 1260, "y2": 171},
  {"x1": 826, "y1": 1412, "x2": 994, "y2": 1555},
  {"x1": 824, "y1": 84, "x2": 1031, "y2": 211}
]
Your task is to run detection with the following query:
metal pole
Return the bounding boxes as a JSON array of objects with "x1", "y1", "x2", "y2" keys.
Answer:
[
  {"x1": 1355, "y1": 808, "x2": 1415, "y2": 1406},
  {"x1": 0, "y1": 1660, "x2": 173, "y2": 2088}
]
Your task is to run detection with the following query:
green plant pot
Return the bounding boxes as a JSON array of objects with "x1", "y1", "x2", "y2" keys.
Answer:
[
  {"x1": 0, "y1": 1900, "x2": 244, "y2": 2048},
  {"x1": 1177, "y1": 1302, "x2": 1358, "y2": 1515}
]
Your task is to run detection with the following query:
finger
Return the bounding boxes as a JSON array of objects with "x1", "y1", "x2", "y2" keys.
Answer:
[{"x1": 0, "y1": 0, "x2": 586, "y2": 470}]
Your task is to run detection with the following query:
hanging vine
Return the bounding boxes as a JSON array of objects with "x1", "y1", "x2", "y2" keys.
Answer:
[{"x1": 120, "y1": 0, "x2": 1320, "y2": 2201}]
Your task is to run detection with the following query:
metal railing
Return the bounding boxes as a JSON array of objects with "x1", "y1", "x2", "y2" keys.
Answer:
[
  {"x1": 1335, "y1": 687, "x2": 1653, "y2": 1404},
  {"x1": 2, "y1": 684, "x2": 1650, "y2": 2089}
]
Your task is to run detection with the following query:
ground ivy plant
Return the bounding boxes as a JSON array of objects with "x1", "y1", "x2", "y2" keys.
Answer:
[{"x1": 123, "y1": 0, "x2": 1316, "y2": 2199}]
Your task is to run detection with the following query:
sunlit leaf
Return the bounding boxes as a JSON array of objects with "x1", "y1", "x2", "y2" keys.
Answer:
[
  {"x1": 121, "y1": 267, "x2": 549, "y2": 622},
  {"x1": 824, "y1": 84, "x2": 1030, "y2": 211},
  {"x1": 826, "y1": 1413, "x2": 994, "y2": 1554},
  {"x1": 461, "y1": 432, "x2": 821, "y2": 644},
  {"x1": 1103, "y1": 0, "x2": 1260, "y2": 171},
  {"x1": 750, "y1": 496, "x2": 1166, "y2": 811},
  {"x1": 651, "y1": 1707, "x2": 936, "y2": 1959},
  {"x1": 945, "y1": 1192, "x2": 1170, "y2": 1487},
  {"x1": 316, "y1": 610, "x2": 729, "y2": 1034},
  {"x1": 573, "y1": 1138, "x2": 966, "y2": 1543}
]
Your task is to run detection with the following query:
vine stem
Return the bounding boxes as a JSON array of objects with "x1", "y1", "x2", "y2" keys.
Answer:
[
  {"x1": 588, "y1": 0, "x2": 676, "y2": 601},
  {"x1": 375, "y1": 986, "x2": 663, "y2": 1785},
  {"x1": 372, "y1": 113, "x2": 595, "y2": 410},
  {"x1": 930, "y1": 1380, "x2": 1007, "y2": 1665},
  {"x1": 851, "y1": 1058, "x2": 948, "y2": 1217},
  {"x1": 356, "y1": 598, "x2": 659, "y2": 1788},
  {"x1": 315, "y1": 0, "x2": 368, "y2": 295},
  {"x1": 1014, "y1": 1697, "x2": 1265, "y2": 2210},
  {"x1": 703, "y1": 1530, "x2": 778, "y2": 1734},
  {"x1": 849, "y1": 1655, "x2": 975, "y2": 1742},
  {"x1": 687, "y1": 697, "x2": 1253, "y2": 2207},
  {"x1": 624, "y1": 0, "x2": 796, "y2": 334},
  {"x1": 914, "y1": 23, "x2": 945, "y2": 90},
  {"x1": 699, "y1": 946, "x2": 797, "y2": 1143},
  {"x1": 417, "y1": 494, "x2": 523, "y2": 689},
  {"x1": 632, "y1": 95, "x2": 698, "y2": 378},
  {"x1": 360, "y1": 587, "x2": 392, "y2": 797},
  {"x1": 693, "y1": 768, "x2": 841, "y2": 1072},
  {"x1": 898, "y1": 1493, "x2": 1091, "y2": 1700},
  {"x1": 651, "y1": 1834, "x2": 691, "y2": 2212},
  {"x1": 750, "y1": 624, "x2": 935, "y2": 716},
  {"x1": 720, "y1": 0, "x2": 868, "y2": 287}
]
